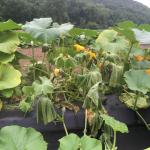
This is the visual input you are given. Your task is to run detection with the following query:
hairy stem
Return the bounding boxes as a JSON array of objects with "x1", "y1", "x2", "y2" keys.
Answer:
[
  {"x1": 84, "y1": 109, "x2": 88, "y2": 136},
  {"x1": 135, "y1": 111, "x2": 150, "y2": 130},
  {"x1": 112, "y1": 130, "x2": 117, "y2": 150},
  {"x1": 32, "y1": 46, "x2": 35, "y2": 80},
  {"x1": 63, "y1": 120, "x2": 69, "y2": 136}
]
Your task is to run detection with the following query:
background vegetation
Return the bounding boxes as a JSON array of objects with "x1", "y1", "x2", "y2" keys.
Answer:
[{"x1": 0, "y1": 0, "x2": 150, "y2": 29}]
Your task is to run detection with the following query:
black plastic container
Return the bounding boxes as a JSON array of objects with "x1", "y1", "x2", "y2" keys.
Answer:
[{"x1": 0, "y1": 95, "x2": 150, "y2": 150}]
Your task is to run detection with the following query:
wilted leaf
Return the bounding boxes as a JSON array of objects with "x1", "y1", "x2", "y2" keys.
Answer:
[
  {"x1": 101, "y1": 114, "x2": 128, "y2": 133},
  {"x1": 76, "y1": 70, "x2": 102, "y2": 89},
  {"x1": 109, "y1": 63, "x2": 123, "y2": 87},
  {"x1": 119, "y1": 92, "x2": 150, "y2": 109},
  {"x1": 86, "y1": 82, "x2": 100, "y2": 107},
  {"x1": 37, "y1": 96, "x2": 57, "y2": 124}
]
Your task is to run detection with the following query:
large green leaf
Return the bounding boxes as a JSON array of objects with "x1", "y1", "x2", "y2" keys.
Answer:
[
  {"x1": 23, "y1": 18, "x2": 73, "y2": 44},
  {"x1": 96, "y1": 30, "x2": 129, "y2": 52},
  {"x1": 145, "y1": 148, "x2": 150, "y2": 150},
  {"x1": 59, "y1": 134, "x2": 80, "y2": 150},
  {"x1": 0, "y1": 52, "x2": 15, "y2": 64},
  {"x1": 114, "y1": 21, "x2": 137, "y2": 42},
  {"x1": 101, "y1": 114, "x2": 128, "y2": 133},
  {"x1": 119, "y1": 92, "x2": 150, "y2": 109},
  {"x1": 80, "y1": 136, "x2": 102, "y2": 150},
  {"x1": 0, "y1": 64, "x2": 21, "y2": 90},
  {"x1": 0, "y1": 125, "x2": 47, "y2": 150},
  {"x1": 124, "y1": 69, "x2": 150, "y2": 94},
  {"x1": 33, "y1": 76, "x2": 54, "y2": 96},
  {"x1": 131, "y1": 60, "x2": 150, "y2": 70},
  {"x1": 0, "y1": 20, "x2": 21, "y2": 32},
  {"x1": 58, "y1": 134, "x2": 102, "y2": 150},
  {"x1": 0, "y1": 31, "x2": 20, "y2": 54},
  {"x1": 115, "y1": 27, "x2": 137, "y2": 43}
]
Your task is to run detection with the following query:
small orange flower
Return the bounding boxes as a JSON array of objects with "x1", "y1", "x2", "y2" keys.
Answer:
[
  {"x1": 86, "y1": 51, "x2": 96, "y2": 60},
  {"x1": 145, "y1": 69, "x2": 150, "y2": 75},
  {"x1": 54, "y1": 68, "x2": 60, "y2": 76},
  {"x1": 134, "y1": 55, "x2": 144, "y2": 62},
  {"x1": 74, "y1": 44, "x2": 86, "y2": 52}
]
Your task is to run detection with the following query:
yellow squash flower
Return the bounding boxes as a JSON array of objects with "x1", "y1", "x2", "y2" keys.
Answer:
[
  {"x1": 54, "y1": 68, "x2": 60, "y2": 77},
  {"x1": 74, "y1": 44, "x2": 86, "y2": 52},
  {"x1": 86, "y1": 51, "x2": 96, "y2": 60},
  {"x1": 134, "y1": 55, "x2": 144, "y2": 62},
  {"x1": 145, "y1": 69, "x2": 150, "y2": 75}
]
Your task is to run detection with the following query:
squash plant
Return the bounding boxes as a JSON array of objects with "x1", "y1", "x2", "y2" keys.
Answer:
[
  {"x1": 1, "y1": 19, "x2": 150, "y2": 149},
  {"x1": 0, "y1": 20, "x2": 21, "y2": 101},
  {"x1": 16, "y1": 18, "x2": 131, "y2": 150}
]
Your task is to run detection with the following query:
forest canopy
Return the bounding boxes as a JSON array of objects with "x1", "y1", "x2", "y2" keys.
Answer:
[{"x1": 0, "y1": 0, "x2": 150, "y2": 29}]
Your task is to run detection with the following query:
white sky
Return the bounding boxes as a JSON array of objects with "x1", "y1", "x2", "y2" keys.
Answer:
[{"x1": 134, "y1": 0, "x2": 150, "y2": 8}]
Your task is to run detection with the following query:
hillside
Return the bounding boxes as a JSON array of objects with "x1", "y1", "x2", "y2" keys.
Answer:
[
  {"x1": 0, "y1": 0, "x2": 150, "y2": 28},
  {"x1": 78, "y1": 0, "x2": 150, "y2": 24}
]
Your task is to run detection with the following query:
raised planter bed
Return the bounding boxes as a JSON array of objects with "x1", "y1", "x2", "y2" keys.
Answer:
[{"x1": 1, "y1": 95, "x2": 150, "y2": 150}]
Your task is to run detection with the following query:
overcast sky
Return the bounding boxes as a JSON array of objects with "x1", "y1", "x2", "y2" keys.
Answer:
[{"x1": 134, "y1": 0, "x2": 150, "y2": 8}]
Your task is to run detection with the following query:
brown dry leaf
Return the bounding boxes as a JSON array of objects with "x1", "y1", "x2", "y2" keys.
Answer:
[
  {"x1": 60, "y1": 101, "x2": 80, "y2": 113},
  {"x1": 86, "y1": 109, "x2": 95, "y2": 126}
]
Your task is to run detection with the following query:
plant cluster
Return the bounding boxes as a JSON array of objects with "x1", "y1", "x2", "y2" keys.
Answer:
[{"x1": 1, "y1": 18, "x2": 150, "y2": 149}]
